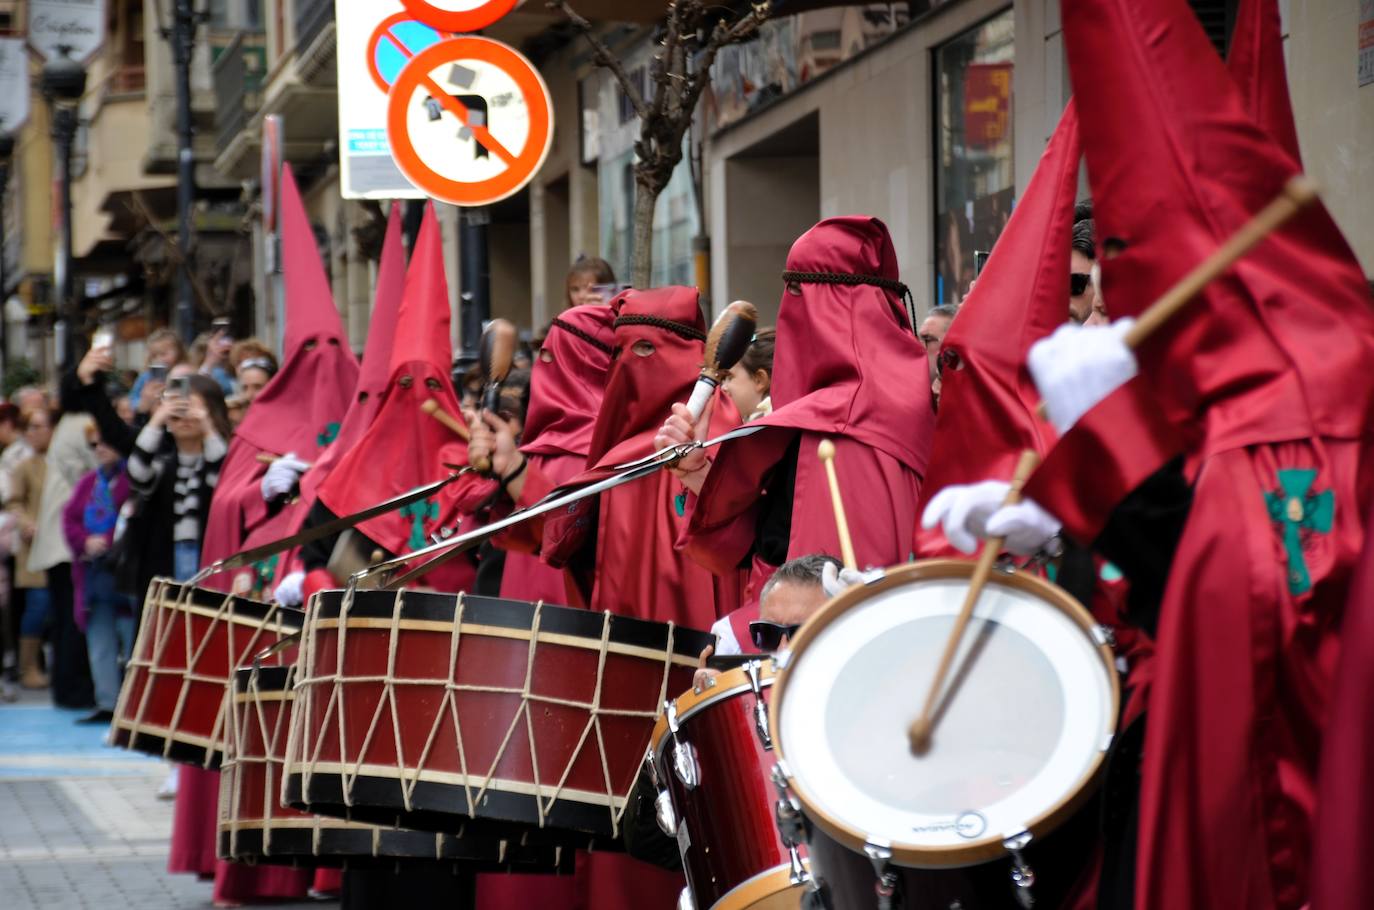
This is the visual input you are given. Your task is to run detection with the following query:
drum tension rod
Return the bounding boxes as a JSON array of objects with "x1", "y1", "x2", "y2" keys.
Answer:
[
  {"x1": 1003, "y1": 831, "x2": 1037, "y2": 908},
  {"x1": 744, "y1": 660, "x2": 772, "y2": 751},
  {"x1": 863, "y1": 843, "x2": 900, "y2": 910}
]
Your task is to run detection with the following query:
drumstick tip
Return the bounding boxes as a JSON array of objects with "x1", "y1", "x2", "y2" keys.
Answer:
[
  {"x1": 817, "y1": 439, "x2": 836, "y2": 461},
  {"x1": 908, "y1": 718, "x2": 932, "y2": 755}
]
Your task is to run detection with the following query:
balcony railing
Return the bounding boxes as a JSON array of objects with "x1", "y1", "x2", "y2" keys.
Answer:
[
  {"x1": 213, "y1": 31, "x2": 267, "y2": 157},
  {"x1": 294, "y1": 0, "x2": 334, "y2": 59}
]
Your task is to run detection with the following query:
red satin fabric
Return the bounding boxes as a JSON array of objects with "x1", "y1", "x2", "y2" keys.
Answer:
[
  {"x1": 1227, "y1": 0, "x2": 1302, "y2": 165},
  {"x1": 684, "y1": 216, "x2": 932, "y2": 602},
  {"x1": 1056, "y1": 1, "x2": 1374, "y2": 907},
  {"x1": 543, "y1": 286, "x2": 743, "y2": 628},
  {"x1": 317, "y1": 204, "x2": 470, "y2": 562},
  {"x1": 1061, "y1": 0, "x2": 1374, "y2": 457},
  {"x1": 226, "y1": 206, "x2": 409, "y2": 594},
  {"x1": 521, "y1": 304, "x2": 616, "y2": 460},
  {"x1": 199, "y1": 164, "x2": 358, "y2": 576},
  {"x1": 1314, "y1": 490, "x2": 1374, "y2": 910}
]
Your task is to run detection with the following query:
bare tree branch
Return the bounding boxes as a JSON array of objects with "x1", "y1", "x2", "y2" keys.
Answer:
[
  {"x1": 124, "y1": 192, "x2": 220, "y2": 317},
  {"x1": 548, "y1": 0, "x2": 648, "y2": 120}
]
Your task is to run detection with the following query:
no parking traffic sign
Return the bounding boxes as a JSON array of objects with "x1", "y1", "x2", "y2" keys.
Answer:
[{"x1": 386, "y1": 36, "x2": 553, "y2": 207}]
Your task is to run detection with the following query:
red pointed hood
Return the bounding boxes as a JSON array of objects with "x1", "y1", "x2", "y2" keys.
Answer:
[
  {"x1": 299, "y1": 203, "x2": 406, "y2": 504},
  {"x1": 317, "y1": 204, "x2": 471, "y2": 558},
  {"x1": 520, "y1": 303, "x2": 616, "y2": 460},
  {"x1": 1062, "y1": 0, "x2": 1374, "y2": 452},
  {"x1": 921, "y1": 101, "x2": 1077, "y2": 496},
  {"x1": 1227, "y1": 0, "x2": 1301, "y2": 163},
  {"x1": 198, "y1": 166, "x2": 358, "y2": 574}
]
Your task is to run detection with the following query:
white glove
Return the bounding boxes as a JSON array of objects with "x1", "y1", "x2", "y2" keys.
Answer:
[
  {"x1": 261, "y1": 453, "x2": 310, "y2": 501},
  {"x1": 273, "y1": 570, "x2": 305, "y2": 607},
  {"x1": 985, "y1": 499, "x2": 1063, "y2": 557},
  {"x1": 1027, "y1": 317, "x2": 1138, "y2": 434},
  {"x1": 921, "y1": 480, "x2": 1014, "y2": 554},
  {"x1": 820, "y1": 561, "x2": 866, "y2": 598}
]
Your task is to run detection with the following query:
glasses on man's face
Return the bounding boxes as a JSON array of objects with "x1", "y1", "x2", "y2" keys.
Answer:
[
  {"x1": 749, "y1": 620, "x2": 802, "y2": 652},
  {"x1": 1070, "y1": 272, "x2": 1092, "y2": 297}
]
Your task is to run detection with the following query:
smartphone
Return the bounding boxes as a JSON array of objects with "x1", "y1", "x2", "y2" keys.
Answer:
[
  {"x1": 92, "y1": 329, "x2": 115, "y2": 354},
  {"x1": 212, "y1": 317, "x2": 232, "y2": 330},
  {"x1": 591, "y1": 283, "x2": 622, "y2": 301},
  {"x1": 165, "y1": 376, "x2": 191, "y2": 398},
  {"x1": 148, "y1": 364, "x2": 169, "y2": 382}
]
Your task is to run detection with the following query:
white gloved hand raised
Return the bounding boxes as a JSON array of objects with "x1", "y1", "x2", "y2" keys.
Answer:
[
  {"x1": 261, "y1": 453, "x2": 310, "y2": 501},
  {"x1": 273, "y1": 570, "x2": 305, "y2": 607},
  {"x1": 820, "y1": 561, "x2": 867, "y2": 599},
  {"x1": 985, "y1": 499, "x2": 1063, "y2": 556},
  {"x1": 1028, "y1": 317, "x2": 1138, "y2": 434},
  {"x1": 921, "y1": 480, "x2": 1014, "y2": 554}
]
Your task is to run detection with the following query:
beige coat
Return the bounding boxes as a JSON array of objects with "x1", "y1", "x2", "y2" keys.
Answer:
[{"x1": 6, "y1": 455, "x2": 47, "y2": 589}]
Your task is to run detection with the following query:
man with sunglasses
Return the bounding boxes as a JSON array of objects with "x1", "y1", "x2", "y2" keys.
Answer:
[
  {"x1": 696, "y1": 553, "x2": 843, "y2": 690},
  {"x1": 1069, "y1": 213, "x2": 1109, "y2": 325}
]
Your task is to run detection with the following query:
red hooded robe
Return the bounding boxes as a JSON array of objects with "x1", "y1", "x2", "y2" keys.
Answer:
[
  {"x1": 228, "y1": 205, "x2": 407, "y2": 596},
  {"x1": 492, "y1": 303, "x2": 616, "y2": 605},
  {"x1": 168, "y1": 165, "x2": 358, "y2": 899},
  {"x1": 1030, "y1": 1, "x2": 1374, "y2": 907},
  {"x1": 682, "y1": 216, "x2": 934, "y2": 648},
  {"x1": 197, "y1": 164, "x2": 359, "y2": 579},
  {"x1": 315, "y1": 203, "x2": 477, "y2": 594}
]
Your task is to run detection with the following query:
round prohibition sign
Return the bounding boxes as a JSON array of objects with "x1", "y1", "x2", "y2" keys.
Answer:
[
  {"x1": 399, "y1": 0, "x2": 518, "y2": 34},
  {"x1": 366, "y1": 13, "x2": 455, "y2": 95},
  {"x1": 387, "y1": 36, "x2": 553, "y2": 207}
]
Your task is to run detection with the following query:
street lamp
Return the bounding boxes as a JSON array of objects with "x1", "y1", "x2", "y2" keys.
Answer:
[
  {"x1": 41, "y1": 48, "x2": 86, "y2": 371},
  {"x1": 0, "y1": 130, "x2": 15, "y2": 373}
]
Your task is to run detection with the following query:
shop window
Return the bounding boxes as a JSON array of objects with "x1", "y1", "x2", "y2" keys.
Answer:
[{"x1": 933, "y1": 8, "x2": 1014, "y2": 307}]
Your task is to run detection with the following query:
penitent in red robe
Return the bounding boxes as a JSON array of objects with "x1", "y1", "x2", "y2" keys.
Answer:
[
  {"x1": 169, "y1": 163, "x2": 358, "y2": 904},
  {"x1": 1035, "y1": 1, "x2": 1374, "y2": 907},
  {"x1": 682, "y1": 216, "x2": 933, "y2": 649}
]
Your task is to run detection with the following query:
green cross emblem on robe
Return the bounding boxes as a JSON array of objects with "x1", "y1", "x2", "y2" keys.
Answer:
[
  {"x1": 1264, "y1": 468, "x2": 1334, "y2": 596},
  {"x1": 400, "y1": 498, "x2": 440, "y2": 550},
  {"x1": 251, "y1": 555, "x2": 279, "y2": 597},
  {"x1": 317, "y1": 422, "x2": 341, "y2": 447}
]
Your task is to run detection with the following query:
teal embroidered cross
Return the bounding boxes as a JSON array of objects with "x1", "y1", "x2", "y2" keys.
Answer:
[
  {"x1": 1264, "y1": 468, "x2": 1334, "y2": 596},
  {"x1": 317, "y1": 422, "x2": 341, "y2": 447},
  {"x1": 251, "y1": 555, "x2": 279, "y2": 597},
  {"x1": 400, "y1": 498, "x2": 440, "y2": 550}
]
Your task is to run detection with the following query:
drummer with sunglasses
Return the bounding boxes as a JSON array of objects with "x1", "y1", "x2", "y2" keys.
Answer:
[{"x1": 693, "y1": 553, "x2": 848, "y2": 690}]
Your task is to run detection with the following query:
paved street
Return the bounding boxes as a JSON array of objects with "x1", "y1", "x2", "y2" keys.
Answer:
[{"x1": 0, "y1": 688, "x2": 318, "y2": 909}]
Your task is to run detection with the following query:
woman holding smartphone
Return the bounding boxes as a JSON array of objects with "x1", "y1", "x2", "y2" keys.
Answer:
[{"x1": 119, "y1": 376, "x2": 231, "y2": 595}]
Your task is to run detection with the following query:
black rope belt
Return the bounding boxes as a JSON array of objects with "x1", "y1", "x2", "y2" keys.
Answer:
[
  {"x1": 781, "y1": 269, "x2": 919, "y2": 338},
  {"x1": 549, "y1": 317, "x2": 614, "y2": 356},
  {"x1": 613, "y1": 313, "x2": 707, "y2": 343}
]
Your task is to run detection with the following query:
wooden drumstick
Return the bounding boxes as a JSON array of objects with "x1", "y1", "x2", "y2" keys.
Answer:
[
  {"x1": 472, "y1": 319, "x2": 519, "y2": 473},
  {"x1": 255, "y1": 452, "x2": 313, "y2": 468},
  {"x1": 908, "y1": 449, "x2": 1040, "y2": 755},
  {"x1": 420, "y1": 398, "x2": 471, "y2": 441},
  {"x1": 1036, "y1": 175, "x2": 1318, "y2": 419},
  {"x1": 816, "y1": 439, "x2": 857, "y2": 572}
]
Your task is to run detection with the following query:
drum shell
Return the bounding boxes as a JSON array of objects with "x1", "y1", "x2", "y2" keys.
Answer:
[
  {"x1": 652, "y1": 664, "x2": 804, "y2": 910},
  {"x1": 800, "y1": 798, "x2": 1099, "y2": 910},
  {"x1": 219, "y1": 664, "x2": 573, "y2": 874},
  {"x1": 111, "y1": 579, "x2": 302, "y2": 768},
  {"x1": 285, "y1": 589, "x2": 709, "y2": 850}
]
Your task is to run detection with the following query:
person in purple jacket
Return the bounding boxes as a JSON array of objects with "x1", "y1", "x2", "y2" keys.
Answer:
[{"x1": 62, "y1": 433, "x2": 134, "y2": 725}]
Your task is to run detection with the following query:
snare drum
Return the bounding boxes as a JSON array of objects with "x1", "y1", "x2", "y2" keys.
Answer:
[
  {"x1": 111, "y1": 579, "x2": 302, "y2": 768},
  {"x1": 283, "y1": 588, "x2": 711, "y2": 851},
  {"x1": 220, "y1": 663, "x2": 573, "y2": 874},
  {"x1": 770, "y1": 560, "x2": 1119, "y2": 909},
  {"x1": 649, "y1": 659, "x2": 808, "y2": 910}
]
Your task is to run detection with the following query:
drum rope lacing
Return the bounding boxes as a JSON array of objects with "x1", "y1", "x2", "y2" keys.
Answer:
[
  {"x1": 115, "y1": 578, "x2": 296, "y2": 767},
  {"x1": 291, "y1": 587, "x2": 682, "y2": 839}
]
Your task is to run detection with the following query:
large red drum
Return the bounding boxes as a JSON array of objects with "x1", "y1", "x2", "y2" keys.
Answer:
[
  {"x1": 650, "y1": 659, "x2": 809, "y2": 910},
  {"x1": 220, "y1": 662, "x2": 575, "y2": 874},
  {"x1": 111, "y1": 579, "x2": 302, "y2": 768},
  {"x1": 283, "y1": 588, "x2": 712, "y2": 850}
]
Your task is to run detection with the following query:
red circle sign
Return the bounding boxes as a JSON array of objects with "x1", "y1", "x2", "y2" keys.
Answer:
[
  {"x1": 398, "y1": 0, "x2": 517, "y2": 34},
  {"x1": 386, "y1": 36, "x2": 553, "y2": 207}
]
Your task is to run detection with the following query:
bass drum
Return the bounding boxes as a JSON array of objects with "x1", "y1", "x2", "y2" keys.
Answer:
[{"x1": 769, "y1": 560, "x2": 1119, "y2": 909}]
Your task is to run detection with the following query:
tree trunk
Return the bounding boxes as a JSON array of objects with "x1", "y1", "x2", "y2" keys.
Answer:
[{"x1": 631, "y1": 170, "x2": 660, "y2": 289}]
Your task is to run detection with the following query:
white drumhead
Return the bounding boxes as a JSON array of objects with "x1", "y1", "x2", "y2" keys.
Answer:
[{"x1": 776, "y1": 570, "x2": 1114, "y2": 863}]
